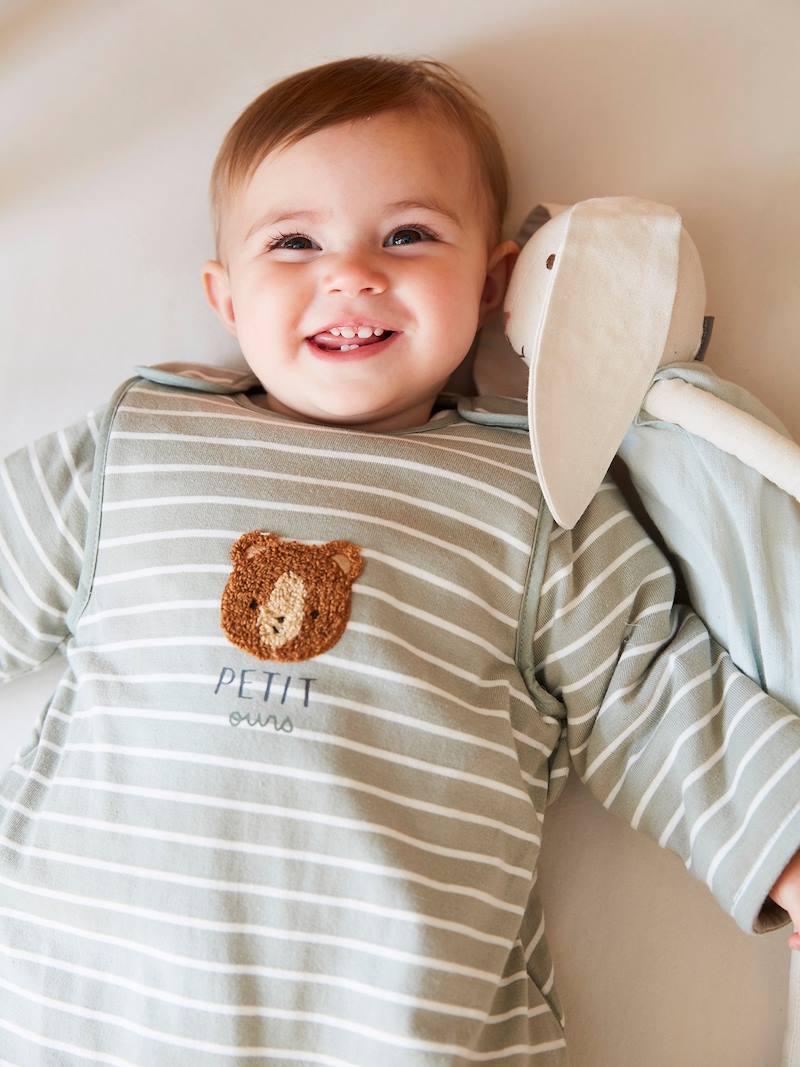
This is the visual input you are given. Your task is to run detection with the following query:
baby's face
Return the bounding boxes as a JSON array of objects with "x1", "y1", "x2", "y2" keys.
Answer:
[{"x1": 203, "y1": 109, "x2": 518, "y2": 431}]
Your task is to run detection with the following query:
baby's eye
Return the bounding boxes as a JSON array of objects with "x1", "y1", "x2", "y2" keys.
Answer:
[
  {"x1": 386, "y1": 225, "x2": 437, "y2": 247},
  {"x1": 266, "y1": 231, "x2": 315, "y2": 251}
]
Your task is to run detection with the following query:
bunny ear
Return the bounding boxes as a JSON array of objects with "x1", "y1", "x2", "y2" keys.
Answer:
[{"x1": 526, "y1": 197, "x2": 682, "y2": 529}]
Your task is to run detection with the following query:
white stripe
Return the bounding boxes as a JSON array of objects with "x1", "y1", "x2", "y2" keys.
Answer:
[
  {"x1": 630, "y1": 669, "x2": 739, "y2": 828},
  {"x1": 78, "y1": 598, "x2": 220, "y2": 626},
  {"x1": 70, "y1": 634, "x2": 230, "y2": 652},
  {"x1": 0, "y1": 1017, "x2": 139, "y2": 1067},
  {"x1": 0, "y1": 462, "x2": 76, "y2": 598},
  {"x1": 706, "y1": 746, "x2": 800, "y2": 891},
  {"x1": 556, "y1": 648, "x2": 620, "y2": 698},
  {"x1": 99, "y1": 527, "x2": 245, "y2": 548},
  {"x1": 0, "y1": 528, "x2": 67, "y2": 621},
  {"x1": 534, "y1": 539, "x2": 654, "y2": 640},
  {"x1": 0, "y1": 632, "x2": 41, "y2": 668},
  {"x1": 585, "y1": 630, "x2": 711, "y2": 782},
  {"x1": 92, "y1": 563, "x2": 229, "y2": 585},
  {"x1": 732, "y1": 800, "x2": 800, "y2": 913},
  {"x1": 349, "y1": 619, "x2": 520, "y2": 671},
  {"x1": 28, "y1": 444, "x2": 84, "y2": 560},
  {"x1": 658, "y1": 693, "x2": 772, "y2": 849},
  {"x1": 523, "y1": 913, "x2": 546, "y2": 965},
  {"x1": 601, "y1": 651, "x2": 728, "y2": 806},
  {"x1": 539, "y1": 588, "x2": 638, "y2": 667},
  {"x1": 686, "y1": 708, "x2": 789, "y2": 862},
  {"x1": 0, "y1": 585, "x2": 63, "y2": 643},
  {"x1": 169, "y1": 367, "x2": 242, "y2": 383},
  {"x1": 357, "y1": 581, "x2": 516, "y2": 632},
  {"x1": 109, "y1": 429, "x2": 538, "y2": 513},
  {"x1": 86, "y1": 408, "x2": 100, "y2": 445},
  {"x1": 540, "y1": 510, "x2": 631, "y2": 596},
  {"x1": 57, "y1": 427, "x2": 90, "y2": 510},
  {"x1": 568, "y1": 623, "x2": 706, "y2": 731}
]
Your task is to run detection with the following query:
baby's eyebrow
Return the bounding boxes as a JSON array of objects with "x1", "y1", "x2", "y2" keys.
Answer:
[{"x1": 245, "y1": 198, "x2": 461, "y2": 242}]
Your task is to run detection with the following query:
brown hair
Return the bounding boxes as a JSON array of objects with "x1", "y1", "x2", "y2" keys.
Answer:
[{"x1": 208, "y1": 54, "x2": 510, "y2": 262}]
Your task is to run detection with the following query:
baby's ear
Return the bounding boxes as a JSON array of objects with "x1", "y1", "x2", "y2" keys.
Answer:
[
  {"x1": 202, "y1": 259, "x2": 238, "y2": 338},
  {"x1": 478, "y1": 240, "x2": 521, "y2": 327}
]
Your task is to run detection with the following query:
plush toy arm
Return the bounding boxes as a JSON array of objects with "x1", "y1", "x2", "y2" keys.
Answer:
[{"x1": 642, "y1": 378, "x2": 800, "y2": 501}]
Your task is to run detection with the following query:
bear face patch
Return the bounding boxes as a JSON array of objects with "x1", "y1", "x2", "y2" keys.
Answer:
[{"x1": 220, "y1": 531, "x2": 364, "y2": 662}]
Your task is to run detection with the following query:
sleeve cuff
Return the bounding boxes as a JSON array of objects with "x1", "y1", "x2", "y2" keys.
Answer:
[{"x1": 729, "y1": 800, "x2": 800, "y2": 935}]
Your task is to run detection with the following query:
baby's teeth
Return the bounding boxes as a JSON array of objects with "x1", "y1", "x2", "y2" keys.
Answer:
[
  {"x1": 339, "y1": 326, "x2": 356, "y2": 338},
  {"x1": 373, "y1": 327, "x2": 384, "y2": 336},
  {"x1": 356, "y1": 326, "x2": 372, "y2": 338},
  {"x1": 331, "y1": 327, "x2": 341, "y2": 336}
]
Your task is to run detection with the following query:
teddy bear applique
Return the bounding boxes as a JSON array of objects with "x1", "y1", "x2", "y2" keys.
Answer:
[{"x1": 220, "y1": 531, "x2": 364, "y2": 662}]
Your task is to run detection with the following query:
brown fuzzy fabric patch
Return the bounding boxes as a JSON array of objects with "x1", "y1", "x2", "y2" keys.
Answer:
[{"x1": 220, "y1": 531, "x2": 364, "y2": 662}]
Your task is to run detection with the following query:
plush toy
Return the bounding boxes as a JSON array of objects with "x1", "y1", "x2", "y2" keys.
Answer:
[
  {"x1": 470, "y1": 196, "x2": 800, "y2": 1064},
  {"x1": 471, "y1": 195, "x2": 800, "y2": 712}
]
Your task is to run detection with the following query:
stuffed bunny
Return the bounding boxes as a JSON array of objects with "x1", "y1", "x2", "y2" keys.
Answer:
[{"x1": 471, "y1": 195, "x2": 800, "y2": 716}]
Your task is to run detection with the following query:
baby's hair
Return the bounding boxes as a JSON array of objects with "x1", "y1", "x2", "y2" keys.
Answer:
[{"x1": 208, "y1": 54, "x2": 510, "y2": 262}]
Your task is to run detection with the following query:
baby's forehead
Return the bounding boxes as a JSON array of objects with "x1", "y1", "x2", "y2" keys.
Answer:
[{"x1": 219, "y1": 114, "x2": 491, "y2": 251}]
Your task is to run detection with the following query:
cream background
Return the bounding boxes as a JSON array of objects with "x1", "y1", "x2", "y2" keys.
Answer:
[{"x1": 1, "y1": 1, "x2": 798, "y2": 1064}]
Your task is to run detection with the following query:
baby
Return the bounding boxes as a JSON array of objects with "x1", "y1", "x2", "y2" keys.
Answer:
[{"x1": 1, "y1": 53, "x2": 799, "y2": 1066}]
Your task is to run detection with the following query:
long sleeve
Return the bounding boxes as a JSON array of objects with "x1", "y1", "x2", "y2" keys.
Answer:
[
  {"x1": 532, "y1": 478, "x2": 800, "y2": 935},
  {"x1": 0, "y1": 405, "x2": 104, "y2": 683}
]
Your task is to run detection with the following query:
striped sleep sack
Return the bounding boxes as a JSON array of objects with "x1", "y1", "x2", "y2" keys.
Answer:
[{"x1": 1, "y1": 360, "x2": 798, "y2": 1066}]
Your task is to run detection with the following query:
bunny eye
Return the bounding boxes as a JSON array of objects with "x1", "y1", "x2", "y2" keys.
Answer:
[{"x1": 546, "y1": 253, "x2": 556, "y2": 269}]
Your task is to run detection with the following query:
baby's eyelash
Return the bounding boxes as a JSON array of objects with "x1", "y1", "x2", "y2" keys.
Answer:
[
  {"x1": 266, "y1": 230, "x2": 313, "y2": 251},
  {"x1": 264, "y1": 222, "x2": 439, "y2": 252}
]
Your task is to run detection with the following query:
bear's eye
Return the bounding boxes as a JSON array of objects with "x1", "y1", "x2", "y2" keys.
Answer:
[
  {"x1": 249, "y1": 599, "x2": 257, "y2": 610},
  {"x1": 310, "y1": 610, "x2": 319, "y2": 619}
]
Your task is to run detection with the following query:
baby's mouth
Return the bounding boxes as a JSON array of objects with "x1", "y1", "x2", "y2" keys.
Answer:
[{"x1": 309, "y1": 330, "x2": 396, "y2": 352}]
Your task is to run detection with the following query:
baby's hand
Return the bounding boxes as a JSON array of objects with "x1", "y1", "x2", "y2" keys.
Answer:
[{"x1": 769, "y1": 848, "x2": 800, "y2": 950}]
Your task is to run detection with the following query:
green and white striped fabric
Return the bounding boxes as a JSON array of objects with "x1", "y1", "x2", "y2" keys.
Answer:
[{"x1": 1, "y1": 362, "x2": 798, "y2": 1066}]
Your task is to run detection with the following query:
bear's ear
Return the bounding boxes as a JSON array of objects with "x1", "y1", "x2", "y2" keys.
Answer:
[
  {"x1": 324, "y1": 540, "x2": 364, "y2": 584},
  {"x1": 230, "y1": 530, "x2": 279, "y2": 568}
]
